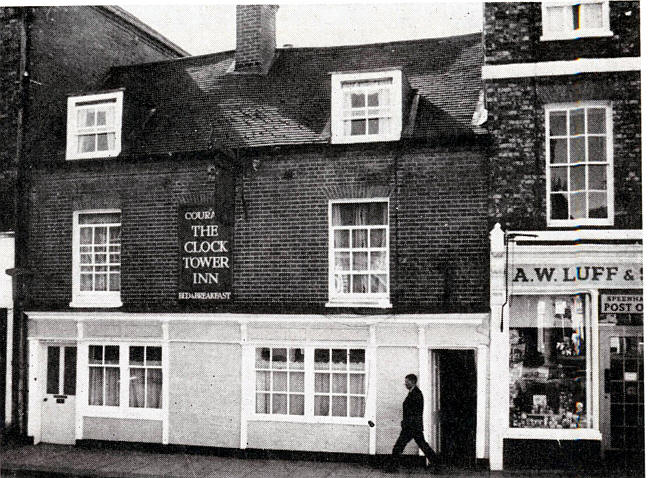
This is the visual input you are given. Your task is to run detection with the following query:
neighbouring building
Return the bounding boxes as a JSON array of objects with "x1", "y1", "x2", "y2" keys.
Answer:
[
  {"x1": 24, "y1": 5, "x2": 492, "y2": 466},
  {"x1": 483, "y1": 1, "x2": 642, "y2": 471},
  {"x1": 0, "y1": 6, "x2": 186, "y2": 438}
]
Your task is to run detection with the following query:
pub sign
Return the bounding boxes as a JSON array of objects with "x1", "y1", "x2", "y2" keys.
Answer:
[{"x1": 178, "y1": 205, "x2": 232, "y2": 301}]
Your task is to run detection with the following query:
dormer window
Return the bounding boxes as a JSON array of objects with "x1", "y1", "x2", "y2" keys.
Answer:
[
  {"x1": 66, "y1": 91, "x2": 123, "y2": 160},
  {"x1": 331, "y1": 70, "x2": 402, "y2": 144},
  {"x1": 541, "y1": 1, "x2": 612, "y2": 41}
]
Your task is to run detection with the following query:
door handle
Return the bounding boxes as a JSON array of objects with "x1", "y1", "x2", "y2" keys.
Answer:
[
  {"x1": 604, "y1": 368, "x2": 611, "y2": 394},
  {"x1": 43, "y1": 397, "x2": 48, "y2": 402}
]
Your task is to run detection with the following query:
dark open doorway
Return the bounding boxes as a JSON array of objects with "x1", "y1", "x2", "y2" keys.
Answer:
[{"x1": 437, "y1": 349, "x2": 477, "y2": 467}]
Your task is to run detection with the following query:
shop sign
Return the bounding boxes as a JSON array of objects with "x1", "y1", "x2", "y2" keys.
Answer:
[
  {"x1": 511, "y1": 264, "x2": 643, "y2": 289},
  {"x1": 178, "y1": 206, "x2": 232, "y2": 301},
  {"x1": 601, "y1": 294, "x2": 643, "y2": 314}
]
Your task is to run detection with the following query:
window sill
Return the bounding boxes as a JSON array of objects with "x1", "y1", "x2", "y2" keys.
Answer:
[
  {"x1": 249, "y1": 414, "x2": 368, "y2": 426},
  {"x1": 66, "y1": 149, "x2": 121, "y2": 161},
  {"x1": 70, "y1": 295, "x2": 122, "y2": 309},
  {"x1": 505, "y1": 427, "x2": 601, "y2": 441},
  {"x1": 331, "y1": 134, "x2": 400, "y2": 145},
  {"x1": 547, "y1": 218, "x2": 614, "y2": 228},
  {"x1": 326, "y1": 299, "x2": 392, "y2": 309},
  {"x1": 540, "y1": 30, "x2": 613, "y2": 42},
  {"x1": 83, "y1": 406, "x2": 162, "y2": 421}
]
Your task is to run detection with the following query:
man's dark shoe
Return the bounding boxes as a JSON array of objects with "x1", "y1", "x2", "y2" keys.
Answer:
[
  {"x1": 425, "y1": 463, "x2": 441, "y2": 474},
  {"x1": 383, "y1": 466, "x2": 398, "y2": 473}
]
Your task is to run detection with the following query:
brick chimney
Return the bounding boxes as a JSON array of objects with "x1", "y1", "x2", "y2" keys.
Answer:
[{"x1": 235, "y1": 5, "x2": 278, "y2": 74}]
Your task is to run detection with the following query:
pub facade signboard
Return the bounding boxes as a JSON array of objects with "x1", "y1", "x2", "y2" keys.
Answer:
[{"x1": 178, "y1": 205, "x2": 232, "y2": 301}]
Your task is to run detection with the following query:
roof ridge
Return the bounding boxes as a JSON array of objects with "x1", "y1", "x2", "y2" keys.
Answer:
[{"x1": 110, "y1": 49, "x2": 236, "y2": 71}]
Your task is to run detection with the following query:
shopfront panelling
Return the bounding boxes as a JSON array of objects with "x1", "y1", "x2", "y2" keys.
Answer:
[
  {"x1": 424, "y1": 324, "x2": 488, "y2": 348},
  {"x1": 376, "y1": 325, "x2": 417, "y2": 345},
  {"x1": 84, "y1": 322, "x2": 162, "y2": 338},
  {"x1": 168, "y1": 321, "x2": 239, "y2": 342},
  {"x1": 28, "y1": 320, "x2": 77, "y2": 339},
  {"x1": 248, "y1": 325, "x2": 307, "y2": 342},
  {"x1": 375, "y1": 346, "x2": 419, "y2": 455},
  {"x1": 167, "y1": 343, "x2": 240, "y2": 447},
  {"x1": 247, "y1": 422, "x2": 368, "y2": 453},
  {"x1": 83, "y1": 417, "x2": 162, "y2": 442},
  {"x1": 306, "y1": 326, "x2": 369, "y2": 342}
]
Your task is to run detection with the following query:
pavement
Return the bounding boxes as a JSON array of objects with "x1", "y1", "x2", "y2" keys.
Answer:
[{"x1": 0, "y1": 443, "x2": 643, "y2": 477}]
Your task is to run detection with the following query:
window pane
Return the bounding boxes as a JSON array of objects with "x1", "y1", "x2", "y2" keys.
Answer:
[
  {"x1": 550, "y1": 167, "x2": 568, "y2": 192},
  {"x1": 105, "y1": 346, "x2": 119, "y2": 365},
  {"x1": 587, "y1": 108, "x2": 606, "y2": 134},
  {"x1": 315, "y1": 373, "x2": 330, "y2": 392},
  {"x1": 370, "y1": 229, "x2": 386, "y2": 247},
  {"x1": 78, "y1": 109, "x2": 95, "y2": 127},
  {"x1": 95, "y1": 253, "x2": 107, "y2": 264},
  {"x1": 273, "y1": 372, "x2": 288, "y2": 392},
  {"x1": 63, "y1": 347, "x2": 77, "y2": 396},
  {"x1": 289, "y1": 395, "x2": 305, "y2": 415},
  {"x1": 588, "y1": 137, "x2": 606, "y2": 162},
  {"x1": 109, "y1": 274, "x2": 120, "y2": 292},
  {"x1": 353, "y1": 251, "x2": 368, "y2": 271},
  {"x1": 129, "y1": 368, "x2": 145, "y2": 408},
  {"x1": 289, "y1": 372, "x2": 304, "y2": 392},
  {"x1": 332, "y1": 373, "x2": 347, "y2": 393},
  {"x1": 272, "y1": 394, "x2": 287, "y2": 414},
  {"x1": 272, "y1": 348, "x2": 287, "y2": 369},
  {"x1": 368, "y1": 119, "x2": 379, "y2": 135},
  {"x1": 334, "y1": 204, "x2": 355, "y2": 226},
  {"x1": 582, "y1": 3, "x2": 603, "y2": 28},
  {"x1": 549, "y1": 111, "x2": 567, "y2": 136},
  {"x1": 335, "y1": 274, "x2": 350, "y2": 294},
  {"x1": 256, "y1": 393, "x2": 270, "y2": 414},
  {"x1": 95, "y1": 274, "x2": 107, "y2": 291},
  {"x1": 572, "y1": 4, "x2": 580, "y2": 30},
  {"x1": 332, "y1": 349, "x2": 347, "y2": 370},
  {"x1": 80, "y1": 274, "x2": 93, "y2": 291},
  {"x1": 78, "y1": 135, "x2": 95, "y2": 153},
  {"x1": 89, "y1": 367, "x2": 103, "y2": 405},
  {"x1": 80, "y1": 254, "x2": 92, "y2": 264},
  {"x1": 550, "y1": 138, "x2": 568, "y2": 164},
  {"x1": 335, "y1": 252, "x2": 350, "y2": 271},
  {"x1": 256, "y1": 348, "x2": 271, "y2": 369},
  {"x1": 96, "y1": 110, "x2": 107, "y2": 126},
  {"x1": 370, "y1": 251, "x2": 387, "y2": 271},
  {"x1": 334, "y1": 230, "x2": 349, "y2": 248},
  {"x1": 349, "y1": 350, "x2": 365, "y2": 370},
  {"x1": 97, "y1": 134, "x2": 109, "y2": 151},
  {"x1": 109, "y1": 226, "x2": 121, "y2": 242},
  {"x1": 370, "y1": 274, "x2": 388, "y2": 293},
  {"x1": 47, "y1": 347, "x2": 60, "y2": 395},
  {"x1": 352, "y1": 275, "x2": 368, "y2": 293},
  {"x1": 289, "y1": 349, "x2": 304, "y2": 369},
  {"x1": 105, "y1": 367, "x2": 120, "y2": 406},
  {"x1": 315, "y1": 395, "x2": 329, "y2": 416},
  {"x1": 588, "y1": 165, "x2": 607, "y2": 190},
  {"x1": 550, "y1": 193, "x2": 569, "y2": 220},
  {"x1": 366, "y1": 203, "x2": 388, "y2": 225},
  {"x1": 589, "y1": 192, "x2": 608, "y2": 218},
  {"x1": 256, "y1": 371, "x2": 271, "y2": 391},
  {"x1": 570, "y1": 192, "x2": 586, "y2": 219},
  {"x1": 350, "y1": 397, "x2": 365, "y2": 417},
  {"x1": 146, "y1": 347, "x2": 162, "y2": 366},
  {"x1": 94, "y1": 227, "x2": 107, "y2": 244},
  {"x1": 367, "y1": 92, "x2": 379, "y2": 107},
  {"x1": 351, "y1": 119, "x2": 366, "y2": 135},
  {"x1": 569, "y1": 137, "x2": 585, "y2": 163},
  {"x1": 147, "y1": 368, "x2": 162, "y2": 408},
  {"x1": 332, "y1": 396, "x2": 347, "y2": 417},
  {"x1": 315, "y1": 349, "x2": 330, "y2": 370},
  {"x1": 570, "y1": 109, "x2": 584, "y2": 135},
  {"x1": 352, "y1": 230, "x2": 367, "y2": 248},
  {"x1": 89, "y1": 346, "x2": 103, "y2": 364},
  {"x1": 351, "y1": 93, "x2": 365, "y2": 108},
  {"x1": 129, "y1": 346, "x2": 144, "y2": 365},
  {"x1": 80, "y1": 227, "x2": 92, "y2": 244},
  {"x1": 350, "y1": 374, "x2": 365, "y2": 394},
  {"x1": 570, "y1": 165, "x2": 586, "y2": 191}
]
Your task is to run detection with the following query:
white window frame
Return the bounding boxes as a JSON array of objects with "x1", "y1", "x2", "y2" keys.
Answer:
[
  {"x1": 544, "y1": 101, "x2": 614, "y2": 227},
  {"x1": 249, "y1": 345, "x2": 368, "y2": 425},
  {"x1": 330, "y1": 70, "x2": 402, "y2": 144},
  {"x1": 254, "y1": 347, "x2": 306, "y2": 417},
  {"x1": 541, "y1": 1, "x2": 613, "y2": 41},
  {"x1": 128, "y1": 345, "x2": 163, "y2": 410},
  {"x1": 70, "y1": 209, "x2": 123, "y2": 308},
  {"x1": 66, "y1": 90, "x2": 123, "y2": 160},
  {"x1": 83, "y1": 342, "x2": 164, "y2": 421},
  {"x1": 326, "y1": 198, "x2": 391, "y2": 309}
]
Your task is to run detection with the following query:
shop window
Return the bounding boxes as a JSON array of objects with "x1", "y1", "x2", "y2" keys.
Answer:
[
  {"x1": 66, "y1": 91, "x2": 123, "y2": 160},
  {"x1": 328, "y1": 200, "x2": 390, "y2": 308},
  {"x1": 331, "y1": 70, "x2": 403, "y2": 144},
  {"x1": 71, "y1": 210, "x2": 122, "y2": 308},
  {"x1": 541, "y1": 1, "x2": 612, "y2": 41},
  {"x1": 129, "y1": 346, "x2": 162, "y2": 409},
  {"x1": 509, "y1": 295, "x2": 593, "y2": 429},
  {"x1": 545, "y1": 102, "x2": 613, "y2": 226},
  {"x1": 314, "y1": 348, "x2": 366, "y2": 418},
  {"x1": 88, "y1": 345, "x2": 120, "y2": 407},
  {"x1": 255, "y1": 347, "x2": 305, "y2": 415}
]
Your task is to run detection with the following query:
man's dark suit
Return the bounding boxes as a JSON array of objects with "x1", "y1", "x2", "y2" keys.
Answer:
[{"x1": 390, "y1": 385, "x2": 437, "y2": 467}]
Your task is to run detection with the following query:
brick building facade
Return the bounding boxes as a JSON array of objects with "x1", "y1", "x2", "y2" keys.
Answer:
[{"x1": 484, "y1": 1, "x2": 642, "y2": 471}]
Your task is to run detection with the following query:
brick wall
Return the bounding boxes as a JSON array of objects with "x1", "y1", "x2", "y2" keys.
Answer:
[
  {"x1": 485, "y1": 71, "x2": 641, "y2": 230},
  {"x1": 27, "y1": 143, "x2": 489, "y2": 314},
  {"x1": 484, "y1": 2, "x2": 639, "y2": 65}
]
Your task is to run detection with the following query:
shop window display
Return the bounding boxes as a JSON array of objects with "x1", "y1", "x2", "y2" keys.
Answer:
[{"x1": 509, "y1": 295, "x2": 592, "y2": 429}]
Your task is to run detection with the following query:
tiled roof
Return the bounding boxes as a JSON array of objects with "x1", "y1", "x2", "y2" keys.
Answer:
[{"x1": 105, "y1": 33, "x2": 485, "y2": 155}]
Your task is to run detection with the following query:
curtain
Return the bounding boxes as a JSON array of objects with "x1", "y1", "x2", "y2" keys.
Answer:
[
  {"x1": 332, "y1": 203, "x2": 387, "y2": 226},
  {"x1": 105, "y1": 367, "x2": 120, "y2": 406},
  {"x1": 89, "y1": 367, "x2": 104, "y2": 406},
  {"x1": 147, "y1": 369, "x2": 162, "y2": 409},
  {"x1": 129, "y1": 368, "x2": 145, "y2": 408}
]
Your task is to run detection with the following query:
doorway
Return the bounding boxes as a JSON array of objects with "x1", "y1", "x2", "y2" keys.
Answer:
[
  {"x1": 432, "y1": 349, "x2": 477, "y2": 467},
  {"x1": 40, "y1": 344, "x2": 77, "y2": 444}
]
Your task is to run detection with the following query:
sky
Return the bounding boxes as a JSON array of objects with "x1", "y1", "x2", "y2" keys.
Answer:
[{"x1": 120, "y1": 3, "x2": 483, "y2": 56}]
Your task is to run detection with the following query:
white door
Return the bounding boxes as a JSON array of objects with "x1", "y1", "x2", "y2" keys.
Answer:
[
  {"x1": 41, "y1": 344, "x2": 77, "y2": 444},
  {"x1": 430, "y1": 351, "x2": 441, "y2": 453}
]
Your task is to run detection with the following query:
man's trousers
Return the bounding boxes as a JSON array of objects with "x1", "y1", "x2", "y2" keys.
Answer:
[{"x1": 390, "y1": 427, "x2": 438, "y2": 465}]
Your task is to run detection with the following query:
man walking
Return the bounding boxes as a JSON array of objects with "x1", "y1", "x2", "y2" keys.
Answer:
[{"x1": 385, "y1": 374, "x2": 438, "y2": 473}]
